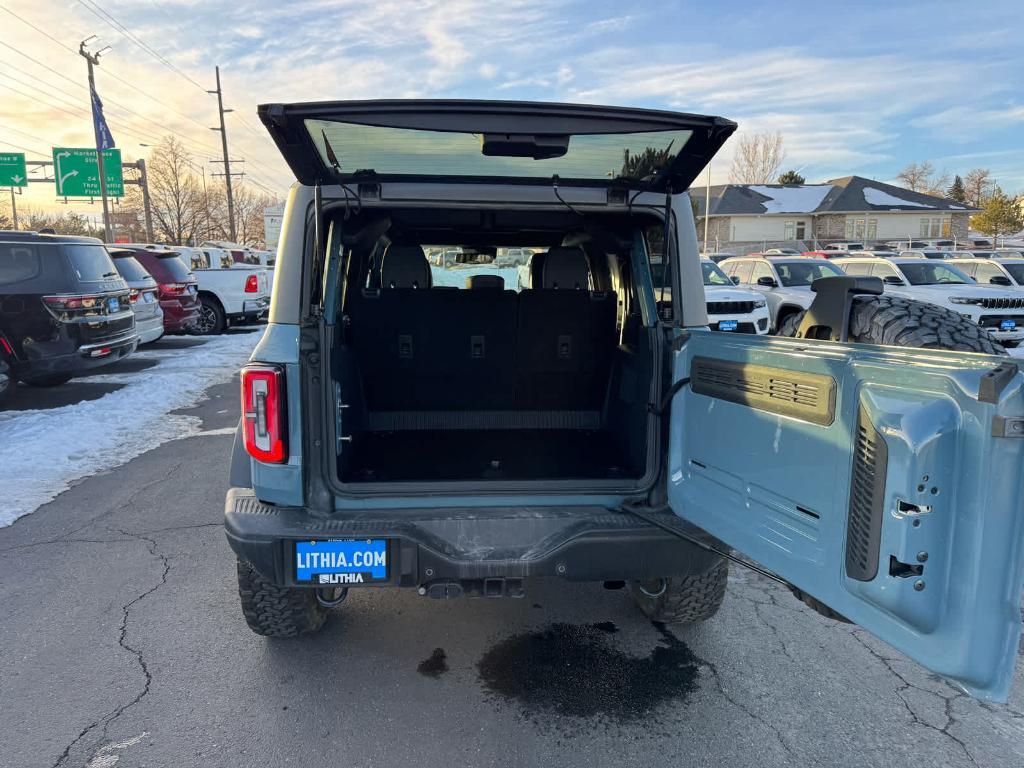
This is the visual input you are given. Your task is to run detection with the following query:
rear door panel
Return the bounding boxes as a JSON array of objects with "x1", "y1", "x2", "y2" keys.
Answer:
[{"x1": 668, "y1": 330, "x2": 1024, "y2": 701}]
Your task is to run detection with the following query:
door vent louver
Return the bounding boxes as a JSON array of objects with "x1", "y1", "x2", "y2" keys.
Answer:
[
  {"x1": 690, "y1": 357, "x2": 837, "y2": 426},
  {"x1": 846, "y1": 406, "x2": 887, "y2": 581}
]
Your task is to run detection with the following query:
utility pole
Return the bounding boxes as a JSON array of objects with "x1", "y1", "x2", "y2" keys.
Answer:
[
  {"x1": 9, "y1": 187, "x2": 17, "y2": 230},
  {"x1": 209, "y1": 66, "x2": 236, "y2": 241},
  {"x1": 703, "y1": 165, "x2": 711, "y2": 253},
  {"x1": 79, "y1": 38, "x2": 113, "y2": 244},
  {"x1": 136, "y1": 159, "x2": 154, "y2": 242}
]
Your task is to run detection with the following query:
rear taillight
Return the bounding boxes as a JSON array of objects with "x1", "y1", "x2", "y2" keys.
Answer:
[
  {"x1": 159, "y1": 283, "x2": 187, "y2": 297},
  {"x1": 244, "y1": 274, "x2": 259, "y2": 293},
  {"x1": 0, "y1": 335, "x2": 13, "y2": 356},
  {"x1": 43, "y1": 294, "x2": 102, "y2": 310},
  {"x1": 241, "y1": 365, "x2": 287, "y2": 463},
  {"x1": 130, "y1": 289, "x2": 141, "y2": 303}
]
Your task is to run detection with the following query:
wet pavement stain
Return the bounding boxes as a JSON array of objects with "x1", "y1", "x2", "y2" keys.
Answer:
[
  {"x1": 418, "y1": 648, "x2": 449, "y2": 678},
  {"x1": 477, "y1": 622, "x2": 699, "y2": 723},
  {"x1": 590, "y1": 621, "x2": 618, "y2": 634}
]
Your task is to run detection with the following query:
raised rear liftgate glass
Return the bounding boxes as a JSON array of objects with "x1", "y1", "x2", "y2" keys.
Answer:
[{"x1": 305, "y1": 119, "x2": 694, "y2": 184}]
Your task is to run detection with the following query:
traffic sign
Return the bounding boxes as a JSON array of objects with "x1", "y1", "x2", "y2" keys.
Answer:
[
  {"x1": 51, "y1": 147, "x2": 124, "y2": 198},
  {"x1": 0, "y1": 153, "x2": 27, "y2": 187}
]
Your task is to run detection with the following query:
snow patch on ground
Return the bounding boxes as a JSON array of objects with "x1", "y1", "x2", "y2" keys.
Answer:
[
  {"x1": 863, "y1": 187, "x2": 935, "y2": 208},
  {"x1": 0, "y1": 332, "x2": 260, "y2": 527},
  {"x1": 1007, "y1": 346, "x2": 1024, "y2": 358},
  {"x1": 746, "y1": 185, "x2": 833, "y2": 214}
]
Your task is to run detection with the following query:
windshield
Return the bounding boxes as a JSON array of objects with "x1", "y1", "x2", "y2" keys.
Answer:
[
  {"x1": 307, "y1": 119, "x2": 694, "y2": 183},
  {"x1": 701, "y1": 262, "x2": 732, "y2": 286},
  {"x1": 898, "y1": 262, "x2": 970, "y2": 285},
  {"x1": 774, "y1": 260, "x2": 844, "y2": 287},
  {"x1": 112, "y1": 255, "x2": 152, "y2": 282},
  {"x1": 1001, "y1": 264, "x2": 1024, "y2": 284},
  {"x1": 64, "y1": 244, "x2": 119, "y2": 282}
]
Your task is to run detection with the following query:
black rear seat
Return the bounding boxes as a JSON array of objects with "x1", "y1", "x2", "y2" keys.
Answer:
[
  {"x1": 517, "y1": 247, "x2": 616, "y2": 410},
  {"x1": 350, "y1": 243, "x2": 615, "y2": 417}
]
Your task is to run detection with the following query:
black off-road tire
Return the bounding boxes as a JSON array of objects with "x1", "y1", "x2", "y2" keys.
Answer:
[
  {"x1": 631, "y1": 560, "x2": 729, "y2": 625},
  {"x1": 236, "y1": 557, "x2": 328, "y2": 637},
  {"x1": 778, "y1": 294, "x2": 1006, "y2": 354}
]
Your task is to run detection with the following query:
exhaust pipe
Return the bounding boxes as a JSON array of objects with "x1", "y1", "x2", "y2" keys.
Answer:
[{"x1": 315, "y1": 587, "x2": 348, "y2": 607}]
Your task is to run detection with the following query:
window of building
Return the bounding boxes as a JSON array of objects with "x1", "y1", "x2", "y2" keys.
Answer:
[
  {"x1": 919, "y1": 217, "x2": 951, "y2": 237},
  {"x1": 845, "y1": 217, "x2": 877, "y2": 240},
  {"x1": 783, "y1": 220, "x2": 807, "y2": 240}
]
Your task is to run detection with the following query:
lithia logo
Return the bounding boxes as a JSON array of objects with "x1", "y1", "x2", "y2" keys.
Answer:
[{"x1": 319, "y1": 573, "x2": 368, "y2": 584}]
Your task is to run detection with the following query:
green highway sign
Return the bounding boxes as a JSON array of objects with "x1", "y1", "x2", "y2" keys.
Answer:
[
  {"x1": 52, "y1": 147, "x2": 124, "y2": 198},
  {"x1": 0, "y1": 152, "x2": 27, "y2": 187}
]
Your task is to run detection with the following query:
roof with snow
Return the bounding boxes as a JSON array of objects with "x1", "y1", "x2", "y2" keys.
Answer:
[{"x1": 696, "y1": 176, "x2": 979, "y2": 216}]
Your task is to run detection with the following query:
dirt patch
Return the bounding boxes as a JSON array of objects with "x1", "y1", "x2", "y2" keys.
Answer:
[{"x1": 418, "y1": 647, "x2": 449, "y2": 678}]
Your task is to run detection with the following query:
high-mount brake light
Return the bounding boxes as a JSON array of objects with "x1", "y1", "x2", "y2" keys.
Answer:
[
  {"x1": 241, "y1": 365, "x2": 287, "y2": 463},
  {"x1": 244, "y1": 274, "x2": 259, "y2": 293}
]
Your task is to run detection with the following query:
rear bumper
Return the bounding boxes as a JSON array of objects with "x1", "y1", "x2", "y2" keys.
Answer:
[
  {"x1": 159, "y1": 297, "x2": 200, "y2": 332},
  {"x1": 224, "y1": 487, "x2": 720, "y2": 590},
  {"x1": 15, "y1": 330, "x2": 138, "y2": 377},
  {"x1": 237, "y1": 297, "x2": 270, "y2": 318},
  {"x1": 134, "y1": 313, "x2": 165, "y2": 344}
]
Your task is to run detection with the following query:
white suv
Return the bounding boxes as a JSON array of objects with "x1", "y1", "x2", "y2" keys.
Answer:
[
  {"x1": 700, "y1": 259, "x2": 770, "y2": 334},
  {"x1": 833, "y1": 256, "x2": 1024, "y2": 344},
  {"x1": 949, "y1": 257, "x2": 1024, "y2": 288},
  {"x1": 718, "y1": 255, "x2": 846, "y2": 331}
]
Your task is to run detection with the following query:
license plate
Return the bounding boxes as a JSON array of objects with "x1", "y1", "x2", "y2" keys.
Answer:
[
  {"x1": 187, "y1": 285, "x2": 197, "y2": 295},
  {"x1": 1000, "y1": 319, "x2": 1016, "y2": 330},
  {"x1": 719, "y1": 320, "x2": 738, "y2": 331},
  {"x1": 107, "y1": 297, "x2": 119, "y2": 311},
  {"x1": 294, "y1": 539, "x2": 389, "y2": 585}
]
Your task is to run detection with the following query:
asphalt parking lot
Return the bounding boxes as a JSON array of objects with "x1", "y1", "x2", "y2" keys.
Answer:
[{"x1": 1, "y1": 366, "x2": 1023, "y2": 768}]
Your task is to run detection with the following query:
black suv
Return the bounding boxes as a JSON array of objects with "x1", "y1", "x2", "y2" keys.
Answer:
[{"x1": 0, "y1": 231, "x2": 138, "y2": 389}]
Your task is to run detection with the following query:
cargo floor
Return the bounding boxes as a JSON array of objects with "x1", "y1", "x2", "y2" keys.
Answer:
[{"x1": 342, "y1": 429, "x2": 633, "y2": 482}]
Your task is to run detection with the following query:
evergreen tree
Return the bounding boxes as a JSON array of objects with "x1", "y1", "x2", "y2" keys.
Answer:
[
  {"x1": 947, "y1": 175, "x2": 966, "y2": 202},
  {"x1": 971, "y1": 187, "x2": 1024, "y2": 244},
  {"x1": 777, "y1": 169, "x2": 805, "y2": 185}
]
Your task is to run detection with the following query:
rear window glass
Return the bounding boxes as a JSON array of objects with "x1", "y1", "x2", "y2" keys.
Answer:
[
  {"x1": 774, "y1": 260, "x2": 844, "y2": 286},
  {"x1": 112, "y1": 255, "x2": 151, "y2": 281},
  {"x1": 0, "y1": 243, "x2": 42, "y2": 285},
  {"x1": 158, "y1": 255, "x2": 194, "y2": 281},
  {"x1": 307, "y1": 119, "x2": 694, "y2": 183},
  {"x1": 188, "y1": 251, "x2": 210, "y2": 270},
  {"x1": 424, "y1": 246, "x2": 541, "y2": 291},
  {"x1": 64, "y1": 244, "x2": 119, "y2": 281}
]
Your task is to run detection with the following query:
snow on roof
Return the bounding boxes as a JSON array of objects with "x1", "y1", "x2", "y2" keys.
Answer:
[
  {"x1": 863, "y1": 187, "x2": 935, "y2": 208},
  {"x1": 746, "y1": 185, "x2": 833, "y2": 214}
]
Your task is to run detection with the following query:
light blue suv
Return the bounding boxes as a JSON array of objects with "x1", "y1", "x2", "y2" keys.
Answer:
[{"x1": 224, "y1": 100, "x2": 1024, "y2": 703}]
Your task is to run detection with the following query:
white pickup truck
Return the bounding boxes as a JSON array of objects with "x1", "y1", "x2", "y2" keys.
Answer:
[{"x1": 175, "y1": 246, "x2": 271, "y2": 334}]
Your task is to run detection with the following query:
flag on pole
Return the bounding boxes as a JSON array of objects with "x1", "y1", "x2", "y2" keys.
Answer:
[{"x1": 90, "y1": 83, "x2": 116, "y2": 150}]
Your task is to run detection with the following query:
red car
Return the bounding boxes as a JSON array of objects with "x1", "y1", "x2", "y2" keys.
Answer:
[{"x1": 128, "y1": 248, "x2": 201, "y2": 333}]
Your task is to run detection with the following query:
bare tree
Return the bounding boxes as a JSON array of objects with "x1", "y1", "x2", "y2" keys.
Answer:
[
  {"x1": 963, "y1": 168, "x2": 994, "y2": 208},
  {"x1": 729, "y1": 132, "x2": 785, "y2": 184},
  {"x1": 145, "y1": 135, "x2": 206, "y2": 244},
  {"x1": 228, "y1": 182, "x2": 281, "y2": 246},
  {"x1": 895, "y1": 161, "x2": 950, "y2": 195}
]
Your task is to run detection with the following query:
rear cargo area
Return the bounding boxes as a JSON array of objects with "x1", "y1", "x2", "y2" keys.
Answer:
[{"x1": 329, "y1": 228, "x2": 657, "y2": 486}]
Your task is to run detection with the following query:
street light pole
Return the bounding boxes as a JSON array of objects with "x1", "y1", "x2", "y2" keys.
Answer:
[
  {"x1": 79, "y1": 39, "x2": 113, "y2": 244},
  {"x1": 209, "y1": 66, "x2": 236, "y2": 241}
]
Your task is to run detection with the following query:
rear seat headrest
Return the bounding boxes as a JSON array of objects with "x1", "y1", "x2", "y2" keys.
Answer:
[
  {"x1": 542, "y1": 247, "x2": 590, "y2": 290},
  {"x1": 381, "y1": 244, "x2": 432, "y2": 289},
  {"x1": 529, "y1": 252, "x2": 546, "y2": 289},
  {"x1": 466, "y1": 275, "x2": 504, "y2": 290}
]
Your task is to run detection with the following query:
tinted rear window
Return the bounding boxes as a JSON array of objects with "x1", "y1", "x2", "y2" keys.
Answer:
[
  {"x1": 64, "y1": 244, "x2": 119, "y2": 281},
  {"x1": 159, "y1": 255, "x2": 193, "y2": 281},
  {"x1": 112, "y1": 255, "x2": 152, "y2": 282},
  {"x1": 0, "y1": 243, "x2": 42, "y2": 285}
]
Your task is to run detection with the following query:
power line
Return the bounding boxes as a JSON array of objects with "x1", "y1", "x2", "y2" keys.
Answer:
[
  {"x1": 76, "y1": 0, "x2": 208, "y2": 93},
  {"x1": 0, "y1": 137, "x2": 50, "y2": 156}
]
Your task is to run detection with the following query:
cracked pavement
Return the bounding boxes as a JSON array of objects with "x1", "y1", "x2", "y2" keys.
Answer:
[{"x1": 1, "y1": 378, "x2": 1023, "y2": 768}]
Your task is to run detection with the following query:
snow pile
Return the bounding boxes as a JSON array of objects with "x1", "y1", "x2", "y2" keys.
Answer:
[
  {"x1": 1007, "y1": 346, "x2": 1024, "y2": 359},
  {"x1": 863, "y1": 187, "x2": 935, "y2": 208},
  {"x1": 0, "y1": 332, "x2": 261, "y2": 526},
  {"x1": 746, "y1": 185, "x2": 833, "y2": 214}
]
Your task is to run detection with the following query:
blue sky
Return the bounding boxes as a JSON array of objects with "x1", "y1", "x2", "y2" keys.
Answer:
[{"x1": 3, "y1": 0, "x2": 1022, "y2": 215}]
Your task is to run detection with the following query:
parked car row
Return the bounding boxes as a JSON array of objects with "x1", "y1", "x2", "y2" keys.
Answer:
[
  {"x1": 0, "y1": 230, "x2": 271, "y2": 408},
  {"x1": 717, "y1": 252, "x2": 1024, "y2": 347}
]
